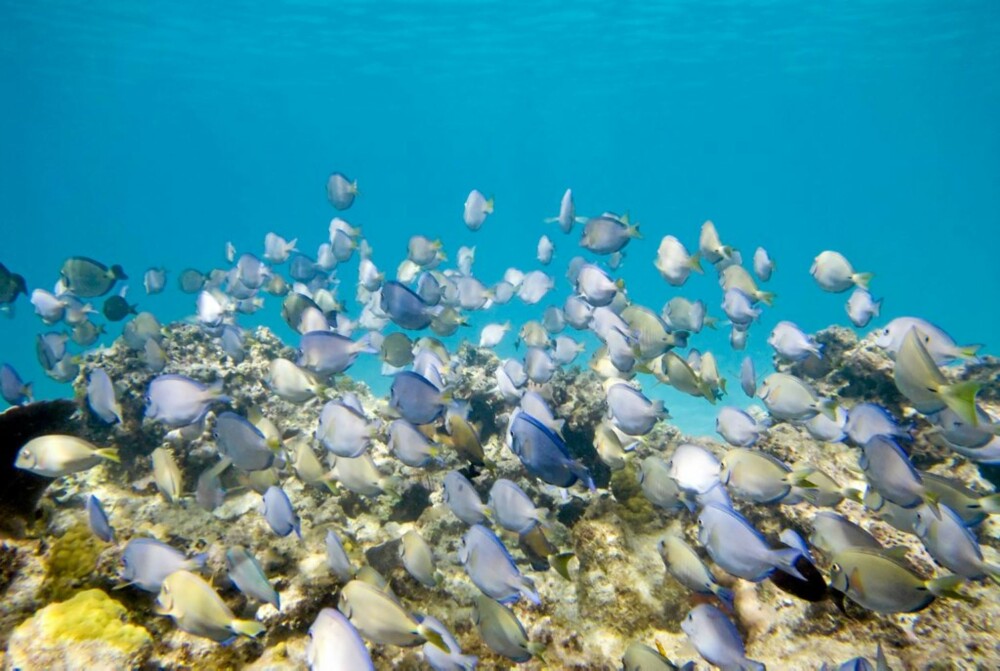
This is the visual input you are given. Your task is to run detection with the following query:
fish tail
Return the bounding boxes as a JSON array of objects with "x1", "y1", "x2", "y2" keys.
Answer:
[
  {"x1": 484, "y1": 196, "x2": 495, "y2": 214},
  {"x1": 419, "y1": 623, "x2": 450, "y2": 652},
  {"x1": 852, "y1": 271, "x2": 874, "y2": 289},
  {"x1": 627, "y1": 223, "x2": 642, "y2": 239},
  {"x1": 543, "y1": 216, "x2": 558, "y2": 224},
  {"x1": 939, "y1": 380, "x2": 981, "y2": 426},
  {"x1": 927, "y1": 574, "x2": 970, "y2": 601},
  {"x1": 772, "y1": 547, "x2": 806, "y2": 581},
  {"x1": 688, "y1": 251, "x2": 704, "y2": 274},
  {"x1": 978, "y1": 493, "x2": 1000, "y2": 514},
  {"x1": 550, "y1": 552, "x2": 574, "y2": 581},
  {"x1": 96, "y1": 447, "x2": 120, "y2": 464},
  {"x1": 957, "y1": 344, "x2": 983, "y2": 361},
  {"x1": 788, "y1": 468, "x2": 818, "y2": 489},
  {"x1": 350, "y1": 179, "x2": 360, "y2": 195},
  {"x1": 23, "y1": 382, "x2": 34, "y2": 403},
  {"x1": 757, "y1": 290, "x2": 776, "y2": 307},
  {"x1": 111, "y1": 264, "x2": 128, "y2": 280},
  {"x1": 527, "y1": 642, "x2": 547, "y2": 662},
  {"x1": 188, "y1": 552, "x2": 209, "y2": 570},
  {"x1": 230, "y1": 618, "x2": 265, "y2": 638},
  {"x1": 713, "y1": 584, "x2": 736, "y2": 612},
  {"x1": 742, "y1": 661, "x2": 767, "y2": 671}
]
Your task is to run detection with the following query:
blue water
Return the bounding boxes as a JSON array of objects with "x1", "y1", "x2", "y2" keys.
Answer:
[{"x1": 1, "y1": 1, "x2": 998, "y2": 434}]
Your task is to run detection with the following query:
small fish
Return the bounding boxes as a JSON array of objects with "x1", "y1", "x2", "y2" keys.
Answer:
[
  {"x1": 488, "y1": 479, "x2": 544, "y2": 534},
  {"x1": 875, "y1": 316, "x2": 980, "y2": 364},
  {"x1": 720, "y1": 265, "x2": 774, "y2": 305},
  {"x1": 151, "y1": 446, "x2": 183, "y2": 503},
  {"x1": 226, "y1": 545, "x2": 280, "y2": 609},
  {"x1": 464, "y1": 189, "x2": 494, "y2": 230},
  {"x1": 920, "y1": 472, "x2": 1000, "y2": 527},
  {"x1": 846, "y1": 287, "x2": 881, "y2": 327},
  {"x1": 739, "y1": 357, "x2": 756, "y2": 397},
  {"x1": 544, "y1": 188, "x2": 584, "y2": 234},
  {"x1": 658, "y1": 534, "x2": 734, "y2": 610},
  {"x1": 178, "y1": 268, "x2": 206, "y2": 293},
  {"x1": 536, "y1": 235, "x2": 554, "y2": 265},
  {"x1": 517, "y1": 270, "x2": 554, "y2": 305},
  {"x1": 581, "y1": 212, "x2": 639, "y2": 255},
  {"x1": 682, "y1": 604, "x2": 763, "y2": 671},
  {"x1": 638, "y1": 456, "x2": 688, "y2": 512},
  {"x1": 605, "y1": 380, "x2": 666, "y2": 436},
  {"x1": 390, "y1": 371, "x2": 448, "y2": 424},
  {"x1": 399, "y1": 529, "x2": 438, "y2": 587},
  {"x1": 575, "y1": 263, "x2": 621, "y2": 307},
  {"x1": 893, "y1": 327, "x2": 979, "y2": 423},
  {"x1": 0, "y1": 262, "x2": 28, "y2": 309},
  {"x1": 195, "y1": 458, "x2": 232, "y2": 512},
  {"x1": 473, "y1": 595, "x2": 544, "y2": 663},
  {"x1": 30, "y1": 288, "x2": 66, "y2": 324},
  {"x1": 1, "y1": 363, "x2": 32, "y2": 406},
  {"x1": 381, "y1": 281, "x2": 434, "y2": 330},
  {"x1": 845, "y1": 403, "x2": 908, "y2": 446},
  {"x1": 388, "y1": 419, "x2": 440, "y2": 468},
  {"x1": 262, "y1": 485, "x2": 301, "y2": 538},
  {"x1": 662, "y1": 296, "x2": 712, "y2": 333},
  {"x1": 479, "y1": 321, "x2": 510, "y2": 348},
  {"x1": 721, "y1": 288, "x2": 760, "y2": 328},
  {"x1": 214, "y1": 411, "x2": 276, "y2": 472},
  {"x1": 593, "y1": 421, "x2": 636, "y2": 471},
  {"x1": 86, "y1": 494, "x2": 114, "y2": 542},
  {"x1": 338, "y1": 579, "x2": 447, "y2": 649},
  {"x1": 326, "y1": 529, "x2": 355, "y2": 581},
  {"x1": 15, "y1": 435, "x2": 119, "y2": 477},
  {"x1": 803, "y1": 406, "x2": 849, "y2": 443},
  {"x1": 146, "y1": 374, "x2": 229, "y2": 427},
  {"x1": 859, "y1": 435, "x2": 932, "y2": 509},
  {"x1": 86, "y1": 368, "x2": 122, "y2": 425},
  {"x1": 698, "y1": 221, "x2": 735, "y2": 265},
  {"x1": 122, "y1": 537, "x2": 207, "y2": 592},
  {"x1": 913, "y1": 503, "x2": 1000, "y2": 581},
  {"x1": 655, "y1": 235, "x2": 703, "y2": 286},
  {"x1": 443, "y1": 470, "x2": 491, "y2": 525},
  {"x1": 421, "y1": 614, "x2": 478, "y2": 671},
  {"x1": 698, "y1": 503, "x2": 803, "y2": 582},
  {"x1": 103, "y1": 293, "x2": 137, "y2": 322},
  {"x1": 267, "y1": 358, "x2": 326, "y2": 403},
  {"x1": 667, "y1": 443, "x2": 721, "y2": 497},
  {"x1": 326, "y1": 172, "x2": 358, "y2": 210},
  {"x1": 156, "y1": 570, "x2": 265, "y2": 642},
  {"x1": 829, "y1": 548, "x2": 965, "y2": 613},
  {"x1": 143, "y1": 267, "x2": 166, "y2": 294},
  {"x1": 508, "y1": 410, "x2": 593, "y2": 490},
  {"x1": 753, "y1": 246, "x2": 774, "y2": 281},
  {"x1": 758, "y1": 373, "x2": 837, "y2": 422},
  {"x1": 720, "y1": 448, "x2": 815, "y2": 504},
  {"x1": 71, "y1": 319, "x2": 106, "y2": 347},
  {"x1": 444, "y1": 407, "x2": 489, "y2": 468},
  {"x1": 768, "y1": 321, "x2": 822, "y2": 361},
  {"x1": 59, "y1": 256, "x2": 127, "y2": 297},
  {"x1": 715, "y1": 406, "x2": 767, "y2": 447},
  {"x1": 458, "y1": 524, "x2": 539, "y2": 604},
  {"x1": 808, "y1": 511, "x2": 885, "y2": 557},
  {"x1": 307, "y1": 607, "x2": 374, "y2": 671},
  {"x1": 810, "y1": 250, "x2": 872, "y2": 293},
  {"x1": 622, "y1": 642, "x2": 681, "y2": 671},
  {"x1": 329, "y1": 453, "x2": 393, "y2": 498}
]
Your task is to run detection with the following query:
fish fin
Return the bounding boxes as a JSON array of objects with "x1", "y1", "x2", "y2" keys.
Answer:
[
  {"x1": 527, "y1": 642, "x2": 547, "y2": 662},
  {"x1": 939, "y1": 381, "x2": 980, "y2": 426},
  {"x1": 957, "y1": 344, "x2": 983, "y2": 361},
  {"x1": 419, "y1": 623, "x2": 450, "y2": 652},
  {"x1": 550, "y1": 552, "x2": 574, "y2": 581},
  {"x1": 773, "y1": 547, "x2": 805, "y2": 581},
  {"x1": 569, "y1": 461, "x2": 596, "y2": 492},
  {"x1": 230, "y1": 619, "x2": 265, "y2": 638},
  {"x1": 817, "y1": 398, "x2": 839, "y2": 422},
  {"x1": 853, "y1": 272, "x2": 874, "y2": 289},
  {"x1": 757, "y1": 291, "x2": 776, "y2": 307},
  {"x1": 788, "y1": 468, "x2": 818, "y2": 489},
  {"x1": 543, "y1": 217, "x2": 558, "y2": 224},
  {"x1": 882, "y1": 546, "x2": 910, "y2": 562},
  {"x1": 842, "y1": 485, "x2": 865, "y2": 504},
  {"x1": 614, "y1": 277, "x2": 626, "y2": 291},
  {"x1": 518, "y1": 576, "x2": 542, "y2": 605},
  {"x1": 111, "y1": 264, "x2": 128, "y2": 280},
  {"x1": 713, "y1": 585, "x2": 735, "y2": 612},
  {"x1": 848, "y1": 567, "x2": 866, "y2": 598},
  {"x1": 743, "y1": 662, "x2": 766, "y2": 671},
  {"x1": 926, "y1": 574, "x2": 970, "y2": 601},
  {"x1": 627, "y1": 223, "x2": 642, "y2": 239},
  {"x1": 688, "y1": 251, "x2": 704, "y2": 274},
  {"x1": 23, "y1": 382, "x2": 34, "y2": 403},
  {"x1": 96, "y1": 447, "x2": 120, "y2": 464}
]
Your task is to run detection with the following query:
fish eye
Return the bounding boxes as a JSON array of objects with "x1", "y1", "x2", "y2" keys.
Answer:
[{"x1": 831, "y1": 563, "x2": 840, "y2": 572}]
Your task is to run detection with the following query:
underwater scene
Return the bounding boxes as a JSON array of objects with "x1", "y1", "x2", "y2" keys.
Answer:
[{"x1": 1, "y1": 1, "x2": 999, "y2": 669}]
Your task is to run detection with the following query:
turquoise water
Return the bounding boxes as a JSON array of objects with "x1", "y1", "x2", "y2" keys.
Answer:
[{"x1": 1, "y1": 1, "x2": 998, "y2": 434}]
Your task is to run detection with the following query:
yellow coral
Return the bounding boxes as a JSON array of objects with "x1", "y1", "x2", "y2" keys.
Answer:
[
  {"x1": 15, "y1": 589, "x2": 152, "y2": 660},
  {"x1": 40, "y1": 522, "x2": 101, "y2": 601}
]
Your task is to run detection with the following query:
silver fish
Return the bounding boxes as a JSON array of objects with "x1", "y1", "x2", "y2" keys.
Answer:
[
  {"x1": 227, "y1": 545, "x2": 280, "y2": 609},
  {"x1": 458, "y1": 524, "x2": 539, "y2": 605}
]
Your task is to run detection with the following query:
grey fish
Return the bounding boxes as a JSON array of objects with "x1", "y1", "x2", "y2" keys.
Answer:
[
  {"x1": 307, "y1": 607, "x2": 374, "y2": 671},
  {"x1": 698, "y1": 503, "x2": 803, "y2": 582},
  {"x1": 544, "y1": 188, "x2": 583, "y2": 233},
  {"x1": 262, "y1": 485, "x2": 301, "y2": 538},
  {"x1": 381, "y1": 281, "x2": 434, "y2": 330},
  {"x1": 681, "y1": 604, "x2": 764, "y2": 671},
  {"x1": 421, "y1": 614, "x2": 478, "y2": 671},
  {"x1": 845, "y1": 403, "x2": 908, "y2": 446},
  {"x1": 388, "y1": 419, "x2": 440, "y2": 468},
  {"x1": 638, "y1": 456, "x2": 688, "y2": 511},
  {"x1": 913, "y1": 503, "x2": 1000, "y2": 581},
  {"x1": 214, "y1": 411, "x2": 276, "y2": 471},
  {"x1": 1, "y1": 363, "x2": 32, "y2": 405},
  {"x1": 488, "y1": 479, "x2": 544, "y2": 534},
  {"x1": 859, "y1": 436, "x2": 930, "y2": 509},
  {"x1": 146, "y1": 374, "x2": 229, "y2": 428},
  {"x1": 316, "y1": 399, "x2": 373, "y2": 458},
  {"x1": 60, "y1": 256, "x2": 127, "y2": 297},
  {"x1": 829, "y1": 548, "x2": 965, "y2": 613},
  {"x1": 337, "y1": 579, "x2": 446, "y2": 649},
  {"x1": 155, "y1": 570, "x2": 264, "y2": 642},
  {"x1": 70, "y1": 319, "x2": 105, "y2": 347},
  {"x1": 474, "y1": 595, "x2": 543, "y2": 663},
  {"x1": 716, "y1": 406, "x2": 764, "y2": 447},
  {"x1": 809, "y1": 511, "x2": 884, "y2": 557},
  {"x1": 605, "y1": 380, "x2": 665, "y2": 436},
  {"x1": 893, "y1": 327, "x2": 979, "y2": 424},
  {"x1": 400, "y1": 529, "x2": 438, "y2": 587},
  {"x1": 443, "y1": 470, "x2": 491, "y2": 525},
  {"x1": 226, "y1": 545, "x2": 280, "y2": 609},
  {"x1": 875, "y1": 317, "x2": 980, "y2": 364},
  {"x1": 178, "y1": 268, "x2": 206, "y2": 293},
  {"x1": 87, "y1": 368, "x2": 122, "y2": 424},
  {"x1": 581, "y1": 212, "x2": 640, "y2": 255},
  {"x1": 195, "y1": 458, "x2": 232, "y2": 511},
  {"x1": 622, "y1": 642, "x2": 681, "y2": 671},
  {"x1": 299, "y1": 330, "x2": 374, "y2": 377},
  {"x1": 658, "y1": 534, "x2": 734, "y2": 611},
  {"x1": 143, "y1": 267, "x2": 166, "y2": 294},
  {"x1": 390, "y1": 371, "x2": 447, "y2": 424},
  {"x1": 86, "y1": 494, "x2": 114, "y2": 542},
  {"x1": 325, "y1": 529, "x2": 355, "y2": 581},
  {"x1": 326, "y1": 172, "x2": 358, "y2": 210},
  {"x1": 458, "y1": 524, "x2": 539, "y2": 605},
  {"x1": 121, "y1": 537, "x2": 206, "y2": 592}
]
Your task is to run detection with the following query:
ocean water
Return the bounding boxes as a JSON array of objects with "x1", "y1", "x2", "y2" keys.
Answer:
[{"x1": 1, "y1": 0, "x2": 998, "y2": 432}]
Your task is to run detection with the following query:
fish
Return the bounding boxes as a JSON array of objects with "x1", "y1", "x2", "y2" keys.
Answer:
[
  {"x1": 919, "y1": 472, "x2": 1000, "y2": 527},
  {"x1": 808, "y1": 511, "x2": 886, "y2": 557},
  {"x1": 488, "y1": 478, "x2": 544, "y2": 534},
  {"x1": 0, "y1": 262, "x2": 28, "y2": 309},
  {"x1": 593, "y1": 421, "x2": 636, "y2": 471},
  {"x1": 473, "y1": 595, "x2": 544, "y2": 663},
  {"x1": 214, "y1": 411, "x2": 277, "y2": 471},
  {"x1": 845, "y1": 403, "x2": 908, "y2": 446},
  {"x1": 86, "y1": 368, "x2": 122, "y2": 424},
  {"x1": 508, "y1": 410, "x2": 594, "y2": 490},
  {"x1": 698, "y1": 503, "x2": 804, "y2": 581},
  {"x1": 458, "y1": 524, "x2": 539, "y2": 604},
  {"x1": 720, "y1": 448, "x2": 816, "y2": 504},
  {"x1": 390, "y1": 371, "x2": 448, "y2": 424},
  {"x1": 753, "y1": 247, "x2": 774, "y2": 281},
  {"x1": 178, "y1": 268, "x2": 206, "y2": 293},
  {"x1": 121, "y1": 537, "x2": 207, "y2": 592},
  {"x1": 267, "y1": 358, "x2": 326, "y2": 402},
  {"x1": 326, "y1": 172, "x2": 358, "y2": 210},
  {"x1": 151, "y1": 446, "x2": 184, "y2": 503},
  {"x1": 156, "y1": 570, "x2": 265, "y2": 642},
  {"x1": 86, "y1": 494, "x2": 114, "y2": 542},
  {"x1": 337, "y1": 579, "x2": 447, "y2": 649},
  {"x1": 575, "y1": 263, "x2": 622, "y2": 306},
  {"x1": 875, "y1": 316, "x2": 981, "y2": 364},
  {"x1": 316, "y1": 399, "x2": 373, "y2": 458},
  {"x1": 544, "y1": 188, "x2": 584, "y2": 233},
  {"x1": 892, "y1": 328, "x2": 979, "y2": 424},
  {"x1": 420, "y1": 615, "x2": 478, "y2": 671},
  {"x1": 681, "y1": 604, "x2": 764, "y2": 671},
  {"x1": 768, "y1": 321, "x2": 822, "y2": 361},
  {"x1": 0, "y1": 363, "x2": 32, "y2": 406},
  {"x1": 859, "y1": 435, "x2": 934, "y2": 509},
  {"x1": 15, "y1": 434, "x2": 119, "y2": 477},
  {"x1": 388, "y1": 419, "x2": 440, "y2": 467},
  {"x1": 479, "y1": 321, "x2": 510, "y2": 348},
  {"x1": 145, "y1": 374, "x2": 229, "y2": 427},
  {"x1": 605, "y1": 379, "x2": 666, "y2": 436},
  {"x1": 913, "y1": 503, "x2": 1000, "y2": 581},
  {"x1": 195, "y1": 458, "x2": 232, "y2": 512},
  {"x1": 658, "y1": 534, "x2": 735, "y2": 610},
  {"x1": 829, "y1": 548, "x2": 966, "y2": 613},
  {"x1": 622, "y1": 642, "x2": 682, "y2": 671},
  {"x1": 846, "y1": 287, "x2": 881, "y2": 327},
  {"x1": 264, "y1": 232, "x2": 298, "y2": 264},
  {"x1": 30, "y1": 288, "x2": 66, "y2": 324},
  {"x1": 810, "y1": 250, "x2": 872, "y2": 293},
  {"x1": 638, "y1": 456, "x2": 689, "y2": 512},
  {"x1": 662, "y1": 296, "x2": 712, "y2": 333},
  {"x1": 443, "y1": 406, "x2": 489, "y2": 468},
  {"x1": 721, "y1": 288, "x2": 760, "y2": 328},
  {"x1": 667, "y1": 443, "x2": 722, "y2": 497},
  {"x1": 329, "y1": 453, "x2": 394, "y2": 498},
  {"x1": 297, "y1": 331, "x2": 374, "y2": 376},
  {"x1": 517, "y1": 270, "x2": 554, "y2": 304},
  {"x1": 739, "y1": 357, "x2": 756, "y2": 397},
  {"x1": 758, "y1": 372, "x2": 837, "y2": 421},
  {"x1": 226, "y1": 545, "x2": 280, "y2": 609},
  {"x1": 443, "y1": 470, "x2": 491, "y2": 525},
  {"x1": 655, "y1": 235, "x2": 703, "y2": 286},
  {"x1": 307, "y1": 607, "x2": 374, "y2": 671},
  {"x1": 698, "y1": 221, "x2": 735, "y2": 265},
  {"x1": 143, "y1": 267, "x2": 166, "y2": 294},
  {"x1": 325, "y1": 529, "x2": 355, "y2": 581},
  {"x1": 59, "y1": 256, "x2": 127, "y2": 297},
  {"x1": 103, "y1": 293, "x2": 136, "y2": 322},
  {"x1": 381, "y1": 281, "x2": 434, "y2": 330},
  {"x1": 581, "y1": 212, "x2": 640, "y2": 255},
  {"x1": 464, "y1": 189, "x2": 494, "y2": 230},
  {"x1": 262, "y1": 485, "x2": 301, "y2": 538},
  {"x1": 400, "y1": 529, "x2": 438, "y2": 587},
  {"x1": 537, "y1": 235, "x2": 554, "y2": 264}
]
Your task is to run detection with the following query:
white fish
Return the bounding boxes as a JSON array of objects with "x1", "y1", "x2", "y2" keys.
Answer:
[
  {"x1": 517, "y1": 270, "x2": 553, "y2": 305},
  {"x1": 307, "y1": 607, "x2": 374, "y2": 671},
  {"x1": 264, "y1": 232, "x2": 298, "y2": 264},
  {"x1": 716, "y1": 406, "x2": 765, "y2": 447},
  {"x1": 875, "y1": 316, "x2": 981, "y2": 364},
  {"x1": 768, "y1": 321, "x2": 822, "y2": 361},
  {"x1": 810, "y1": 250, "x2": 872, "y2": 293},
  {"x1": 463, "y1": 189, "x2": 494, "y2": 230},
  {"x1": 654, "y1": 235, "x2": 702, "y2": 286},
  {"x1": 479, "y1": 321, "x2": 510, "y2": 348},
  {"x1": 753, "y1": 246, "x2": 774, "y2": 281},
  {"x1": 698, "y1": 221, "x2": 735, "y2": 265},
  {"x1": 87, "y1": 368, "x2": 123, "y2": 424},
  {"x1": 544, "y1": 188, "x2": 584, "y2": 233},
  {"x1": 846, "y1": 287, "x2": 881, "y2": 327},
  {"x1": 536, "y1": 235, "x2": 554, "y2": 265},
  {"x1": 16, "y1": 435, "x2": 118, "y2": 478}
]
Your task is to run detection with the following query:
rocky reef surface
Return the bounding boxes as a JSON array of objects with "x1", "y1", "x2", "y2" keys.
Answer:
[{"x1": 1, "y1": 323, "x2": 999, "y2": 670}]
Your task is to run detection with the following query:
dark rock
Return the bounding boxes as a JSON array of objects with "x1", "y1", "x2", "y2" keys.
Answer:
[
  {"x1": 389, "y1": 483, "x2": 431, "y2": 522},
  {"x1": 365, "y1": 539, "x2": 402, "y2": 576}
]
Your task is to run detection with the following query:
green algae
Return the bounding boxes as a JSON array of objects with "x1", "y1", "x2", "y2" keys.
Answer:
[
  {"x1": 25, "y1": 588, "x2": 152, "y2": 653},
  {"x1": 610, "y1": 462, "x2": 657, "y2": 525},
  {"x1": 40, "y1": 522, "x2": 101, "y2": 601}
]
